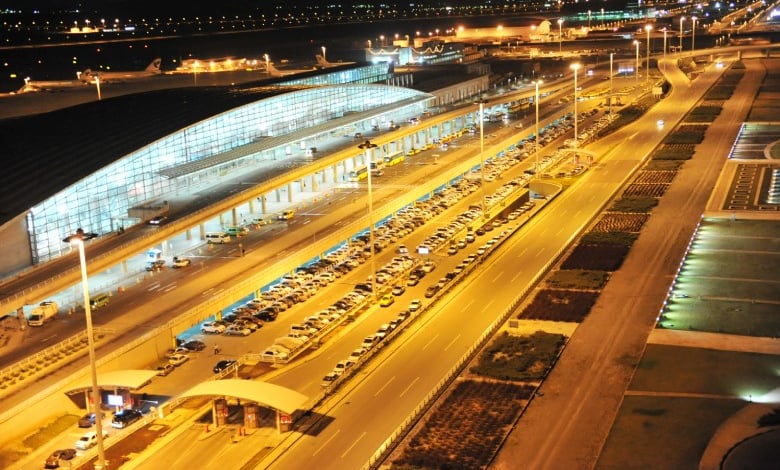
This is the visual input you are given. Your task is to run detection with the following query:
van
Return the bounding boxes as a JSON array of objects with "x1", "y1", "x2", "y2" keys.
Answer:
[
  {"x1": 89, "y1": 293, "x2": 109, "y2": 309},
  {"x1": 205, "y1": 232, "x2": 230, "y2": 244}
]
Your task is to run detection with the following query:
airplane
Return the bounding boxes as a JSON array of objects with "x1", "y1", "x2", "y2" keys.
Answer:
[
  {"x1": 78, "y1": 58, "x2": 162, "y2": 84},
  {"x1": 18, "y1": 77, "x2": 88, "y2": 93},
  {"x1": 263, "y1": 55, "x2": 315, "y2": 77},
  {"x1": 314, "y1": 54, "x2": 354, "y2": 68}
]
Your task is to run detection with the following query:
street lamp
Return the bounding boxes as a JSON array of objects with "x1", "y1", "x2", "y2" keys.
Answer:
[
  {"x1": 534, "y1": 80, "x2": 543, "y2": 174},
  {"x1": 691, "y1": 16, "x2": 697, "y2": 57},
  {"x1": 645, "y1": 25, "x2": 652, "y2": 83},
  {"x1": 609, "y1": 52, "x2": 614, "y2": 115},
  {"x1": 662, "y1": 28, "x2": 667, "y2": 71},
  {"x1": 321, "y1": 46, "x2": 326, "y2": 61},
  {"x1": 571, "y1": 63, "x2": 581, "y2": 151},
  {"x1": 557, "y1": 19, "x2": 564, "y2": 53},
  {"x1": 679, "y1": 17, "x2": 685, "y2": 55},
  {"x1": 601, "y1": 8, "x2": 605, "y2": 27},
  {"x1": 634, "y1": 40, "x2": 640, "y2": 84},
  {"x1": 358, "y1": 140, "x2": 378, "y2": 301},
  {"x1": 72, "y1": 238, "x2": 106, "y2": 469},
  {"x1": 193, "y1": 60, "x2": 199, "y2": 87},
  {"x1": 588, "y1": 10, "x2": 591, "y2": 29},
  {"x1": 475, "y1": 99, "x2": 489, "y2": 214}
]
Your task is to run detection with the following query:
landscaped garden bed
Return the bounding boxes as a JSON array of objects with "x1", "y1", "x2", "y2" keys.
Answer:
[{"x1": 517, "y1": 289, "x2": 600, "y2": 322}]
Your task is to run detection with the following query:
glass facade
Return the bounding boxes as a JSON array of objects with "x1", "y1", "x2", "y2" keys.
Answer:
[{"x1": 28, "y1": 63, "x2": 431, "y2": 264}]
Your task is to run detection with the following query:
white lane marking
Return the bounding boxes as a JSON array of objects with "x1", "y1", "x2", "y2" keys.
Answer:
[
  {"x1": 313, "y1": 429, "x2": 340, "y2": 457},
  {"x1": 340, "y1": 431, "x2": 366, "y2": 459},
  {"x1": 492, "y1": 271, "x2": 504, "y2": 282},
  {"x1": 444, "y1": 334, "x2": 461, "y2": 351},
  {"x1": 400, "y1": 376, "x2": 420, "y2": 398},
  {"x1": 374, "y1": 376, "x2": 396, "y2": 397},
  {"x1": 480, "y1": 299, "x2": 495, "y2": 313},
  {"x1": 422, "y1": 333, "x2": 440, "y2": 351}
]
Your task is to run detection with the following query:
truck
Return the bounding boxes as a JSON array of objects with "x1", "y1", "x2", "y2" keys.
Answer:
[{"x1": 27, "y1": 301, "x2": 59, "y2": 327}]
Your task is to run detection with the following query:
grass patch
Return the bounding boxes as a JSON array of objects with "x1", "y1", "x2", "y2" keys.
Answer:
[
  {"x1": 470, "y1": 331, "x2": 567, "y2": 381},
  {"x1": 652, "y1": 145, "x2": 696, "y2": 160},
  {"x1": 580, "y1": 231, "x2": 638, "y2": 246},
  {"x1": 663, "y1": 128, "x2": 706, "y2": 144},
  {"x1": 686, "y1": 105, "x2": 722, "y2": 122},
  {"x1": 609, "y1": 196, "x2": 659, "y2": 213},
  {"x1": 546, "y1": 269, "x2": 610, "y2": 290},
  {"x1": 645, "y1": 159, "x2": 684, "y2": 171},
  {"x1": 561, "y1": 244, "x2": 630, "y2": 271},
  {"x1": 518, "y1": 289, "x2": 600, "y2": 322}
]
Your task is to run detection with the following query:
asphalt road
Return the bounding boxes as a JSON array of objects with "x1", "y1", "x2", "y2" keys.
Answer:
[{"x1": 491, "y1": 55, "x2": 750, "y2": 469}]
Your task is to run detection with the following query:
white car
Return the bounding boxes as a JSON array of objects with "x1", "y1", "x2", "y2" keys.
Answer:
[
  {"x1": 224, "y1": 324, "x2": 251, "y2": 336},
  {"x1": 75, "y1": 430, "x2": 108, "y2": 450},
  {"x1": 409, "y1": 299, "x2": 423, "y2": 312},
  {"x1": 262, "y1": 347, "x2": 290, "y2": 361},
  {"x1": 167, "y1": 353, "x2": 189, "y2": 367},
  {"x1": 201, "y1": 321, "x2": 226, "y2": 334}
]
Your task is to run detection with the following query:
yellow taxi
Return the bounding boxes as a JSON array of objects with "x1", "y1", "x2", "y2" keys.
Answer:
[{"x1": 379, "y1": 294, "x2": 395, "y2": 307}]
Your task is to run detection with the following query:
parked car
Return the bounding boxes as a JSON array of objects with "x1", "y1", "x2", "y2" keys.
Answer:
[
  {"x1": 167, "y1": 353, "x2": 189, "y2": 367},
  {"x1": 180, "y1": 339, "x2": 206, "y2": 351},
  {"x1": 224, "y1": 324, "x2": 251, "y2": 336},
  {"x1": 172, "y1": 256, "x2": 191, "y2": 268},
  {"x1": 111, "y1": 409, "x2": 143, "y2": 429},
  {"x1": 391, "y1": 284, "x2": 406, "y2": 296},
  {"x1": 45, "y1": 448, "x2": 77, "y2": 469},
  {"x1": 156, "y1": 363, "x2": 175, "y2": 376},
  {"x1": 321, "y1": 371, "x2": 339, "y2": 387},
  {"x1": 213, "y1": 359, "x2": 237, "y2": 373},
  {"x1": 75, "y1": 430, "x2": 108, "y2": 450},
  {"x1": 78, "y1": 412, "x2": 105, "y2": 428},
  {"x1": 409, "y1": 299, "x2": 423, "y2": 312},
  {"x1": 201, "y1": 321, "x2": 226, "y2": 334}
]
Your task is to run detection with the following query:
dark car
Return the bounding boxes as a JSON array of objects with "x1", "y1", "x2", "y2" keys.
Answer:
[
  {"x1": 111, "y1": 408, "x2": 143, "y2": 429},
  {"x1": 180, "y1": 339, "x2": 206, "y2": 351},
  {"x1": 213, "y1": 359, "x2": 237, "y2": 373},
  {"x1": 255, "y1": 309, "x2": 278, "y2": 322},
  {"x1": 45, "y1": 448, "x2": 77, "y2": 468},
  {"x1": 77, "y1": 412, "x2": 104, "y2": 428}
]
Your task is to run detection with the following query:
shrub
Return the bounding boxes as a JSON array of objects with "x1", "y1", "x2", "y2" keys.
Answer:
[
  {"x1": 470, "y1": 331, "x2": 568, "y2": 381},
  {"x1": 609, "y1": 197, "x2": 659, "y2": 213},
  {"x1": 561, "y1": 244, "x2": 630, "y2": 271},
  {"x1": 580, "y1": 231, "x2": 639, "y2": 246},
  {"x1": 518, "y1": 289, "x2": 600, "y2": 322}
]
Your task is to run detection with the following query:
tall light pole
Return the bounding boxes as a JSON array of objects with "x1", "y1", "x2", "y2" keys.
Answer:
[
  {"x1": 571, "y1": 63, "x2": 581, "y2": 151},
  {"x1": 662, "y1": 28, "x2": 667, "y2": 71},
  {"x1": 534, "y1": 80, "x2": 543, "y2": 174},
  {"x1": 679, "y1": 17, "x2": 685, "y2": 55},
  {"x1": 358, "y1": 140, "x2": 378, "y2": 301},
  {"x1": 609, "y1": 52, "x2": 614, "y2": 115},
  {"x1": 94, "y1": 75, "x2": 101, "y2": 101},
  {"x1": 72, "y1": 238, "x2": 106, "y2": 470},
  {"x1": 558, "y1": 19, "x2": 563, "y2": 54},
  {"x1": 691, "y1": 16, "x2": 697, "y2": 57},
  {"x1": 645, "y1": 24, "x2": 652, "y2": 83},
  {"x1": 193, "y1": 60, "x2": 199, "y2": 87},
  {"x1": 588, "y1": 10, "x2": 591, "y2": 29},
  {"x1": 634, "y1": 40, "x2": 640, "y2": 84},
  {"x1": 476, "y1": 99, "x2": 489, "y2": 215},
  {"x1": 321, "y1": 46, "x2": 326, "y2": 61}
]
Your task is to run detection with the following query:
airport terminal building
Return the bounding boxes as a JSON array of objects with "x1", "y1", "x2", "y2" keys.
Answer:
[{"x1": 0, "y1": 62, "x2": 442, "y2": 274}]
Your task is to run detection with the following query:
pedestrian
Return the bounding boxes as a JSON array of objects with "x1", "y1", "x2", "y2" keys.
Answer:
[{"x1": 214, "y1": 344, "x2": 220, "y2": 355}]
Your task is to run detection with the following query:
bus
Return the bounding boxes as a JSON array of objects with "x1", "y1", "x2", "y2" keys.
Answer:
[
  {"x1": 370, "y1": 159, "x2": 386, "y2": 171},
  {"x1": 383, "y1": 150, "x2": 405, "y2": 167},
  {"x1": 348, "y1": 166, "x2": 368, "y2": 182}
]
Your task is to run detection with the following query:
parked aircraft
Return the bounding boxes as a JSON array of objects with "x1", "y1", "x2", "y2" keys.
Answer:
[
  {"x1": 315, "y1": 54, "x2": 354, "y2": 68},
  {"x1": 79, "y1": 58, "x2": 162, "y2": 84},
  {"x1": 18, "y1": 77, "x2": 88, "y2": 93},
  {"x1": 264, "y1": 55, "x2": 315, "y2": 77}
]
